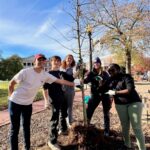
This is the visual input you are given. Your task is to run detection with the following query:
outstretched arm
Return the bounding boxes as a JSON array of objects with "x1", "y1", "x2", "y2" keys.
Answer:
[{"x1": 55, "y1": 79, "x2": 74, "y2": 87}]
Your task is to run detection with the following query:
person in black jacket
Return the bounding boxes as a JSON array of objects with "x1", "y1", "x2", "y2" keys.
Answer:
[
  {"x1": 83, "y1": 57, "x2": 111, "y2": 136},
  {"x1": 43, "y1": 56, "x2": 74, "y2": 150},
  {"x1": 106, "y1": 63, "x2": 146, "y2": 150}
]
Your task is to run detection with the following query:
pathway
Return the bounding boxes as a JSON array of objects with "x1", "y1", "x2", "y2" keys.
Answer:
[{"x1": 0, "y1": 88, "x2": 117, "y2": 127}]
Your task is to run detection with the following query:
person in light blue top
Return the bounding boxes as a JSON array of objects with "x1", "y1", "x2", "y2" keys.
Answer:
[{"x1": 61, "y1": 54, "x2": 76, "y2": 126}]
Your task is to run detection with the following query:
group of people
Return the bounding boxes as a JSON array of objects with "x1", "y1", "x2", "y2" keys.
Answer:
[{"x1": 8, "y1": 54, "x2": 146, "y2": 150}]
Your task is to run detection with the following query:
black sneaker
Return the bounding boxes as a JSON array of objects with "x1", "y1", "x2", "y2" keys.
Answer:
[
  {"x1": 118, "y1": 145, "x2": 132, "y2": 150},
  {"x1": 104, "y1": 130, "x2": 109, "y2": 137}
]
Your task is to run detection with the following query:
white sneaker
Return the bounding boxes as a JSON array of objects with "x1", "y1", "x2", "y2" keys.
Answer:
[
  {"x1": 58, "y1": 129, "x2": 68, "y2": 135},
  {"x1": 66, "y1": 117, "x2": 72, "y2": 128},
  {"x1": 47, "y1": 141, "x2": 60, "y2": 150}
]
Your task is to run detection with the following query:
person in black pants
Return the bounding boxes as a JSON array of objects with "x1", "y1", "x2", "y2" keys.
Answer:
[
  {"x1": 83, "y1": 57, "x2": 111, "y2": 136},
  {"x1": 43, "y1": 56, "x2": 74, "y2": 150},
  {"x1": 8, "y1": 54, "x2": 74, "y2": 150}
]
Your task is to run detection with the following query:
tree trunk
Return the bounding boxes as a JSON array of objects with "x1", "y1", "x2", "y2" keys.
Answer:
[
  {"x1": 125, "y1": 49, "x2": 131, "y2": 74},
  {"x1": 76, "y1": 0, "x2": 88, "y2": 126},
  {"x1": 88, "y1": 32, "x2": 93, "y2": 71}
]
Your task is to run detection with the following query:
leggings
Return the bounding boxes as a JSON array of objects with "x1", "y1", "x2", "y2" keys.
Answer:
[{"x1": 115, "y1": 102, "x2": 146, "y2": 150}]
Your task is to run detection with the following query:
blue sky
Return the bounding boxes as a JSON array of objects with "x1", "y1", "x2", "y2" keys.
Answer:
[{"x1": 0, "y1": 0, "x2": 76, "y2": 59}]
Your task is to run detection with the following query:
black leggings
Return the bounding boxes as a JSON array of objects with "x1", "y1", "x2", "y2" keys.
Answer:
[{"x1": 86, "y1": 94, "x2": 111, "y2": 129}]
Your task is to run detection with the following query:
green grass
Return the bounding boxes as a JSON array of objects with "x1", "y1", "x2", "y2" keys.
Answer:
[
  {"x1": 0, "y1": 81, "x2": 43, "y2": 111},
  {"x1": 0, "y1": 81, "x2": 9, "y2": 110},
  {"x1": 0, "y1": 81, "x2": 86, "y2": 111}
]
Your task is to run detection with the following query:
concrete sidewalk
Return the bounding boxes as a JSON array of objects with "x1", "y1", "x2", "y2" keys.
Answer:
[
  {"x1": 0, "y1": 89, "x2": 89, "y2": 126},
  {"x1": 0, "y1": 100, "x2": 45, "y2": 126}
]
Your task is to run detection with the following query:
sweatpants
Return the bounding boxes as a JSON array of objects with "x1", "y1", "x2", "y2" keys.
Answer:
[{"x1": 115, "y1": 102, "x2": 146, "y2": 150}]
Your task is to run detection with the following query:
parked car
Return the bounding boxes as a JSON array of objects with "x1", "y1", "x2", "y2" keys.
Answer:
[{"x1": 142, "y1": 73, "x2": 148, "y2": 81}]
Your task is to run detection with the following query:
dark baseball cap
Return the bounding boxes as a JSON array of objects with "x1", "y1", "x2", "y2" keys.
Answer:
[{"x1": 94, "y1": 57, "x2": 101, "y2": 64}]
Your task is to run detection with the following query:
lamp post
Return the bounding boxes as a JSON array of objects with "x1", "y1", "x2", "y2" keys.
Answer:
[{"x1": 86, "y1": 24, "x2": 93, "y2": 71}]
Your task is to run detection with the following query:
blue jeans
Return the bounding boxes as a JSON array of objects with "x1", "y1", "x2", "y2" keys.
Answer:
[
  {"x1": 64, "y1": 89, "x2": 75, "y2": 124},
  {"x1": 8, "y1": 101, "x2": 32, "y2": 150}
]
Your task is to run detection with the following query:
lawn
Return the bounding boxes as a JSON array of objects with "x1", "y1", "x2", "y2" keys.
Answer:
[
  {"x1": 0, "y1": 81, "x2": 9, "y2": 110},
  {"x1": 0, "y1": 81, "x2": 43, "y2": 111},
  {"x1": 0, "y1": 80, "x2": 83, "y2": 111}
]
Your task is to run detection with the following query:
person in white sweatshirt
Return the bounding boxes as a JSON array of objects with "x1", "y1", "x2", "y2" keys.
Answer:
[{"x1": 8, "y1": 54, "x2": 74, "y2": 150}]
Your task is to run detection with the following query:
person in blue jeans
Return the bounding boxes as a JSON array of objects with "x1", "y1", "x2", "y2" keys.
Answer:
[
  {"x1": 61, "y1": 54, "x2": 76, "y2": 126},
  {"x1": 106, "y1": 63, "x2": 146, "y2": 150},
  {"x1": 8, "y1": 54, "x2": 74, "y2": 150}
]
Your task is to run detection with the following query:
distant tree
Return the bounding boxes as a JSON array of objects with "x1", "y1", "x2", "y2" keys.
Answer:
[
  {"x1": 132, "y1": 52, "x2": 150, "y2": 73},
  {"x1": 0, "y1": 55, "x2": 23, "y2": 80},
  {"x1": 85, "y1": 0, "x2": 150, "y2": 74},
  {"x1": 0, "y1": 50, "x2": 2, "y2": 61}
]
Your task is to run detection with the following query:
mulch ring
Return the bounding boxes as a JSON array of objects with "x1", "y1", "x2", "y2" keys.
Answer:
[{"x1": 58, "y1": 121, "x2": 125, "y2": 150}]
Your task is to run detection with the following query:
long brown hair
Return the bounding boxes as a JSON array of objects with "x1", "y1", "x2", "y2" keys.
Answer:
[{"x1": 61, "y1": 54, "x2": 76, "y2": 69}]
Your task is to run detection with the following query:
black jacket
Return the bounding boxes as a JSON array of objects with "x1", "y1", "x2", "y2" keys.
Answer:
[
  {"x1": 43, "y1": 70, "x2": 74, "y2": 97},
  {"x1": 84, "y1": 69, "x2": 109, "y2": 96},
  {"x1": 107, "y1": 73, "x2": 141, "y2": 104}
]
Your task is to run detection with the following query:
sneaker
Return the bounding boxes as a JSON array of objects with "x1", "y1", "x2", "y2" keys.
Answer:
[
  {"x1": 58, "y1": 129, "x2": 68, "y2": 135},
  {"x1": 66, "y1": 117, "x2": 70, "y2": 127},
  {"x1": 47, "y1": 141, "x2": 60, "y2": 150},
  {"x1": 104, "y1": 129, "x2": 110, "y2": 137},
  {"x1": 104, "y1": 130, "x2": 110, "y2": 137},
  {"x1": 118, "y1": 145, "x2": 132, "y2": 150}
]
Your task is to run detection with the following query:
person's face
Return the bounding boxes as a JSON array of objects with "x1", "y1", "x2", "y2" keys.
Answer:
[
  {"x1": 108, "y1": 67, "x2": 118, "y2": 77},
  {"x1": 93, "y1": 62, "x2": 101, "y2": 69},
  {"x1": 51, "y1": 59, "x2": 61, "y2": 69},
  {"x1": 34, "y1": 57, "x2": 46, "y2": 68},
  {"x1": 66, "y1": 56, "x2": 73, "y2": 66}
]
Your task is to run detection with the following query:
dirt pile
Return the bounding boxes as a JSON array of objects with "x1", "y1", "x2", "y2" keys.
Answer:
[{"x1": 58, "y1": 122, "x2": 124, "y2": 150}]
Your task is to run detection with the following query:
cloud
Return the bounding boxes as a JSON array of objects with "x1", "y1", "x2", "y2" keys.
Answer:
[
  {"x1": 0, "y1": 0, "x2": 77, "y2": 58},
  {"x1": 34, "y1": 18, "x2": 55, "y2": 38},
  {"x1": 0, "y1": 17, "x2": 74, "y2": 56}
]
